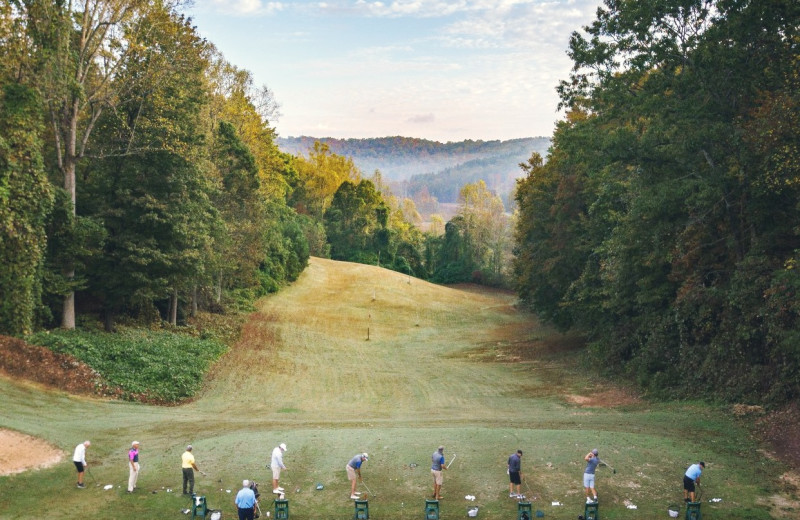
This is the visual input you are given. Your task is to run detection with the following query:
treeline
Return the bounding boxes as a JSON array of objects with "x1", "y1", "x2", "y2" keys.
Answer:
[
  {"x1": 1, "y1": 1, "x2": 311, "y2": 335},
  {"x1": 278, "y1": 135, "x2": 549, "y2": 182},
  {"x1": 0, "y1": 1, "x2": 518, "y2": 337},
  {"x1": 513, "y1": 0, "x2": 800, "y2": 405}
]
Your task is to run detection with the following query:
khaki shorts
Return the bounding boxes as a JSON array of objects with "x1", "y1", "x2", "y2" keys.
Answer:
[
  {"x1": 346, "y1": 465, "x2": 357, "y2": 481},
  {"x1": 271, "y1": 466, "x2": 282, "y2": 480},
  {"x1": 431, "y1": 469, "x2": 443, "y2": 485}
]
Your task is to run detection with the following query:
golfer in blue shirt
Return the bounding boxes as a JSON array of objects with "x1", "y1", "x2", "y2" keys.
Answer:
[
  {"x1": 683, "y1": 461, "x2": 705, "y2": 502},
  {"x1": 235, "y1": 480, "x2": 256, "y2": 520}
]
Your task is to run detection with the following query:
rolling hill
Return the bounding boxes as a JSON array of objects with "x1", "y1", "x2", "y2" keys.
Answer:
[{"x1": 277, "y1": 136, "x2": 551, "y2": 206}]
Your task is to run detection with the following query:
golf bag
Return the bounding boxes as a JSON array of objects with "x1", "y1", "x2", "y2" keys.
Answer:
[{"x1": 250, "y1": 481, "x2": 261, "y2": 518}]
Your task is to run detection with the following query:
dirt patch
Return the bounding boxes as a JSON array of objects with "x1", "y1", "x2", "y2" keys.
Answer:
[
  {"x1": 565, "y1": 388, "x2": 641, "y2": 408},
  {"x1": 746, "y1": 402, "x2": 800, "y2": 473},
  {"x1": 0, "y1": 429, "x2": 64, "y2": 476},
  {"x1": 0, "y1": 335, "x2": 106, "y2": 396}
]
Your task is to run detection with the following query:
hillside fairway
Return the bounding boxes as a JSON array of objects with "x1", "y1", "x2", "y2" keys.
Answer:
[{"x1": 0, "y1": 258, "x2": 791, "y2": 519}]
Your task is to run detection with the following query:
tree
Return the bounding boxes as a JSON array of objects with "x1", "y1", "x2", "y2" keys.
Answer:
[
  {"x1": 324, "y1": 179, "x2": 384, "y2": 262},
  {"x1": 80, "y1": 5, "x2": 217, "y2": 330},
  {"x1": 0, "y1": 83, "x2": 53, "y2": 335},
  {"x1": 515, "y1": 0, "x2": 800, "y2": 403},
  {"x1": 15, "y1": 0, "x2": 186, "y2": 328}
]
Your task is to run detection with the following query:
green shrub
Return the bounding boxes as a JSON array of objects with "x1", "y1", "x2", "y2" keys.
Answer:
[{"x1": 26, "y1": 328, "x2": 227, "y2": 403}]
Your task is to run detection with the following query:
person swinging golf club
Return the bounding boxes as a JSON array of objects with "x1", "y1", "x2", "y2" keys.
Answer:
[
  {"x1": 431, "y1": 446, "x2": 446, "y2": 499},
  {"x1": 583, "y1": 448, "x2": 600, "y2": 503},
  {"x1": 270, "y1": 443, "x2": 288, "y2": 494},
  {"x1": 507, "y1": 449, "x2": 523, "y2": 498},
  {"x1": 346, "y1": 452, "x2": 368, "y2": 499},
  {"x1": 683, "y1": 461, "x2": 705, "y2": 503},
  {"x1": 72, "y1": 440, "x2": 90, "y2": 488}
]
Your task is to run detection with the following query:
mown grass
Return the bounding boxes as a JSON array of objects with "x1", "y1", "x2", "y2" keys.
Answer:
[{"x1": 0, "y1": 258, "x2": 792, "y2": 519}]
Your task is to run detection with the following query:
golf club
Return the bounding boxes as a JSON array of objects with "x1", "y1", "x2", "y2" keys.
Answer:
[
  {"x1": 598, "y1": 459, "x2": 616, "y2": 474},
  {"x1": 86, "y1": 466, "x2": 99, "y2": 486},
  {"x1": 360, "y1": 479, "x2": 376, "y2": 497},
  {"x1": 695, "y1": 481, "x2": 703, "y2": 502},
  {"x1": 446, "y1": 453, "x2": 456, "y2": 469},
  {"x1": 523, "y1": 474, "x2": 534, "y2": 498}
]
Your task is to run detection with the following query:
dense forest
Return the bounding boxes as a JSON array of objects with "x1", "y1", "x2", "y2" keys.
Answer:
[
  {"x1": 0, "y1": 0, "x2": 517, "y2": 338},
  {"x1": 513, "y1": 0, "x2": 800, "y2": 405}
]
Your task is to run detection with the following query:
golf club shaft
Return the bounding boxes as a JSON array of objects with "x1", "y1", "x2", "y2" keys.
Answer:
[
  {"x1": 599, "y1": 459, "x2": 615, "y2": 471},
  {"x1": 446, "y1": 453, "x2": 456, "y2": 469},
  {"x1": 361, "y1": 480, "x2": 375, "y2": 496}
]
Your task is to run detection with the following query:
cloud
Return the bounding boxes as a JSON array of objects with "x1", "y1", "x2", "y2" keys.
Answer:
[
  {"x1": 407, "y1": 113, "x2": 436, "y2": 124},
  {"x1": 204, "y1": 0, "x2": 285, "y2": 15}
]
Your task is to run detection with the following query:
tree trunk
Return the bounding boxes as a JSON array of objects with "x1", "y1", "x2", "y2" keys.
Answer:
[
  {"x1": 61, "y1": 154, "x2": 77, "y2": 329},
  {"x1": 103, "y1": 307, "x2": 114, "y2": 333},
  {"x1": 191, "y1": 285, "x2": 198, "y2": 317},
  {"x1": 170, "y1": 287, "x2": 178, "y2": 326}
]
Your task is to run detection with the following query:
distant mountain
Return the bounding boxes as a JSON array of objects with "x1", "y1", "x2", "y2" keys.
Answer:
[{"x1": 276, "y1": 135, "x2": 550, "y2": 207}]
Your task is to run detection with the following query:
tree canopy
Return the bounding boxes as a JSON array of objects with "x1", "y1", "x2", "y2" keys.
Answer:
[{"x1": 514, "y1": 0, "x2": 800, "y2": 404}]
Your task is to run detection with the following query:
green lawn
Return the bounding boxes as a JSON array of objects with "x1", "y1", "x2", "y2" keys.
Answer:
[{"x1": 0, "y1": 258, "x2": 788, "y2": 519}]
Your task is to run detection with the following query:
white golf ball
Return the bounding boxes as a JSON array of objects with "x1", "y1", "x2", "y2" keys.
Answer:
[{"x1": 266, "y1": 513, "x2": 270, "y2": 517}]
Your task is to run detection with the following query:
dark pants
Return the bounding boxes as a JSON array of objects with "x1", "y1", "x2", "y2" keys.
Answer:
[
  {"x1": 183, "y1": 468, "x2": 194, "y2": 494},
  {"x1": 237, "y1": 507, "x2": 255, "y2": 520}
]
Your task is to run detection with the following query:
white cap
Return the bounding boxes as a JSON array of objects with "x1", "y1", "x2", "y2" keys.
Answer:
[
  {"x1": 362, "y1": 453, "x2": 369, "y2": 460},
  {"x1": 280, "y1": 443, "x2": 287, "y2": 451},
  {"x1": 243, "y1": 479, "x2": 250, "y2": 487},
  {"x1": 132, "y1": 441, "x2": 140, "y2": 446}
]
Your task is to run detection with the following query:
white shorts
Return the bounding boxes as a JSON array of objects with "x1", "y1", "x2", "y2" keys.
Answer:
[
  {"x1": 271, "y1": 466, "x2": 282, "y2": 480},
  {"x1": 583, "y1": 473, "x2": 596, "y2": 489}
]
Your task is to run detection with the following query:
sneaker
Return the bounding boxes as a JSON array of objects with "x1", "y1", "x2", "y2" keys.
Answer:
[
  {"x1": 586, "y1": 497, "x2": 592, "y2": 504},
  {"x1": 593, "y1": 496, "x2": 598, "y2": 502},
  {"x1": 277, "y1": 487, "x2": 285, "y2": 491},
  {"x1": 77, "y1": 483, "x2": 85, "y2": 488},
  {"x1": 350, "y1": 494, "x2": 360, "y2": 499},
  {"x1": 273, "y1": 489, "x2": 282, "y2": 494}
]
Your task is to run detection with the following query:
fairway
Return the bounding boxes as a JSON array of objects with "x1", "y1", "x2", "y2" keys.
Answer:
[{"x1": 0, "y1": 258, "x2": 785, "y2": 519}]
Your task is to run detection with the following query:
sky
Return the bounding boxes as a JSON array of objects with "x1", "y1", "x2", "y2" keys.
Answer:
[{"x1": 183, "y1": 0, "x2": 603, "y2": 142}]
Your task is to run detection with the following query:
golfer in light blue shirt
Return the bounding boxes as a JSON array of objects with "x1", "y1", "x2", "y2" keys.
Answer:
[{"x1": 235, "y1": 480, "x2": 256, "y2": 520}]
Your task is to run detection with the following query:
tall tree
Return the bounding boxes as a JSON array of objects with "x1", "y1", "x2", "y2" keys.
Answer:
[
  {"x1": 0, "y1": 83, "x2": 53, "y2": 335},
  {"x1": 16, "y1": 0, "x2": 184, "y2": 328},
  {"x1": 516, "y1": 0, "x2": 800, "y2": 403},
  {"x1": 80, "y1": 5, "x2": 217, "y2": 330}
]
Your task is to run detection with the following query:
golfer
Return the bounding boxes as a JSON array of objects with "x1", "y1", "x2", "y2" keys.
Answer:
[
  {"x1": 235, "y1": 479, "x2": 257, "y2": 520},
  {"x1": 683, "y1": 461, "x2": 705, "y2": 502},
  {"x1": 271, "y1": 442, "x2": 288, "y2": 494},
  {"x1": 431, "y1": 446, "x2": 446, "y2": 499},
  {"x1": 346, "y1": 453, "x2": 368, "y2": 499},
  {"x1": 72, "y1": 440, "x2": 90, "y2": 488},
  {"x1": 127, "y1": 441, "x2": 140, "y2": 493},
  {"x1": 508, "y1": 449, "x2": 523, "y2": 498},
  {"x1": 583, "y1": 448, "x2": 599, "y2": 503},
  {"x1": 181, "y1": 445, "x2": 201, "y2": 495}
]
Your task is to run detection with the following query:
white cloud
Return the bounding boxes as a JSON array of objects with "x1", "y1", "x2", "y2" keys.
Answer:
[{"x1": 204, "y1": 0, "x2": 285, "y2": 15}]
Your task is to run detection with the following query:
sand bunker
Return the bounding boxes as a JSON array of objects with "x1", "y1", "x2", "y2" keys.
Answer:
[{"x1": 0, "y1": 429, "x2": 63, "y2": 476}]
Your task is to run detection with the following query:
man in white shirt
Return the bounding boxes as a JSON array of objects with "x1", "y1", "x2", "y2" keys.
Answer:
[
  {"x1": 270, "y1": 443, "x2": 288, "y2": 493},
  {"x1": 72, "y1": 440, "x2": 91, "y2": 488}
]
